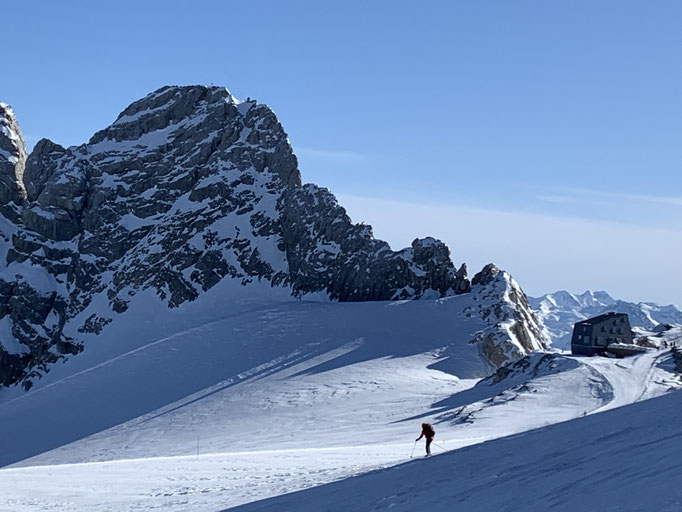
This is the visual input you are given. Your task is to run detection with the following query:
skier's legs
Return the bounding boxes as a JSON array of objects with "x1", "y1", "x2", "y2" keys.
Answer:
[{"x1": 426, "y1": 438, "x2": 432, "y2": 455}]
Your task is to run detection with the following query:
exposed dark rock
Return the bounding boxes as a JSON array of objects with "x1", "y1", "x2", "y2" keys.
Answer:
[
  {"x1": 23, "y1": 138, "x2": 66, "y2": 201},
  {"x1": 472, "y1": 263, "x2": 500, "y2": 286},
  {"x1": 77, "y1": 314, "x2": 113, "y2": 335}
]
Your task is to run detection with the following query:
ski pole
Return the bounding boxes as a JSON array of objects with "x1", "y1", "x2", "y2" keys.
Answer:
[
  {"x1": 410, "y1": 440, "x2": 417, "y2": 458},
  {"x1": 433, "y1": 441, "x2": 447, "y2": 452}
]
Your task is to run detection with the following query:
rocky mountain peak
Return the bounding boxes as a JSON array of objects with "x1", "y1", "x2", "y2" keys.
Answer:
[
  {"x1": 471, "y1": 263, "x2": 500, "y2": 286},
  {"x1": 0, "y1": 86, "x2": 545, "y2": 389},
  {"x1": 91, "y1": 86, "x2": 237, "y2": 145}
]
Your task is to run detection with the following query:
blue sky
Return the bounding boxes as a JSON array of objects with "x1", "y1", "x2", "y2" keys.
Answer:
[{"x1": 3, "y1": 1, "x2": 681, "y2": 304}]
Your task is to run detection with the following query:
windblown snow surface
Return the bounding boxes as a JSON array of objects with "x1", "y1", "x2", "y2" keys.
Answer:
[{"x1": 0, "y1": 294, "x2": 680, "y2": 511}]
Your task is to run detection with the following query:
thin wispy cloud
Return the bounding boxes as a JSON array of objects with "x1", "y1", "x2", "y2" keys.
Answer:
[
  {"x1": 535, "y1": 192, "x2": 619, "y2": 208},
  {"x1": 536, "y1": 195, "x2": 574, "y2": 204},
  {"x1": 550, "y1": 187, "x2": 682, "y2": 207},
  {"x1": 296, "y1": 147, "x2": 369, "y2": 163}
]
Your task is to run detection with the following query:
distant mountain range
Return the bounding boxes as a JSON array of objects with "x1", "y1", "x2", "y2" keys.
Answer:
[{"x1": 530, "y1": 290, "x2": 682, "y2": 349}]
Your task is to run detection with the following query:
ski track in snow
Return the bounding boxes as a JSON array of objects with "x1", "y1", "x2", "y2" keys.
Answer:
[
  {"x1": 0, "y1": 304, "x2": 292, "y2": 408},
  {"x1": 581, "y1": 351, "x2": 675, "y2": 414}
]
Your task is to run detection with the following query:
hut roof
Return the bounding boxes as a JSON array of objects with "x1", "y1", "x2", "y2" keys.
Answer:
[{"x1": 575, "y1": 312, "x2": 628, "y2": 326}]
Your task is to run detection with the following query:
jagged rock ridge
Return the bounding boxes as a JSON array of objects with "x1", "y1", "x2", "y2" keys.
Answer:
[{"x1": 0, "y1": 86, "x2": 545, "y2": 388}]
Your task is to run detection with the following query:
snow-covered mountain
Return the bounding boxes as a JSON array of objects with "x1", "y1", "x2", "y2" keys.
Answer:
[
  {"x1": 0, "y1": 87, "x2": 547, "y2": 389},
  {"x1": 530, "y1": 290, "x2": 682, "y2": 349}
]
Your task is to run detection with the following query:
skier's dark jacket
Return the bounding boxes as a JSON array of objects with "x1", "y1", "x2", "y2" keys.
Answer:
[{"x1": 417, "y1": 423, "x2": 435, "y2": 440}]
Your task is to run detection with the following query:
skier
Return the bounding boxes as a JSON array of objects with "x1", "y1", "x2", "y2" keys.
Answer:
[{"x1": 416, "y1": 422, "x2": 435, "y2": 456}]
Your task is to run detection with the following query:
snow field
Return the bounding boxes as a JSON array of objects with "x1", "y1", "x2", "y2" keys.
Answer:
[
  {"x1": 0, "y1": 299, "x2": 680, "y2": 511},
  {"x1": 1, "y1": 446, "x2": 409, "y2": 512}
]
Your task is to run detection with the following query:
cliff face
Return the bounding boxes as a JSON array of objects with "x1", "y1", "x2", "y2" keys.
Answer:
[{"x1": 0, "y1": 86, "x2": 545, "y2": 388}]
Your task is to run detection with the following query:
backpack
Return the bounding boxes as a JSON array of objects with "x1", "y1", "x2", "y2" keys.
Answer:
[{"x1": 424, "y1": 423, "x2": 435, "y2": 437}]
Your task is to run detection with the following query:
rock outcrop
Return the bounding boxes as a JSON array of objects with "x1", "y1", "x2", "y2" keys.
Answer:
[
  {"x1": 0, "y1": 86, "x2": 544, "y2": 388},
  {"x1": 465, "y1": 264, "x2": 547, "y2": 367}
]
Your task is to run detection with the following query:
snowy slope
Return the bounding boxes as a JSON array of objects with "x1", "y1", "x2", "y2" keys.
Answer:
[
  {"x1": 0, "y1": 266, "x2": 544, "y2": 465},
  {"x1": 230, "y1": 387, "x2": 682, "y2": 512},
  {"x1": 531, "y1": 290, "x2": 682, "y2": 349},
  {"x1": 0, "y1": 293, "x2": 679, "y2": 510},
  {"x1": 0, "y1": 297, "x2": 483, "y2": 468}
]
